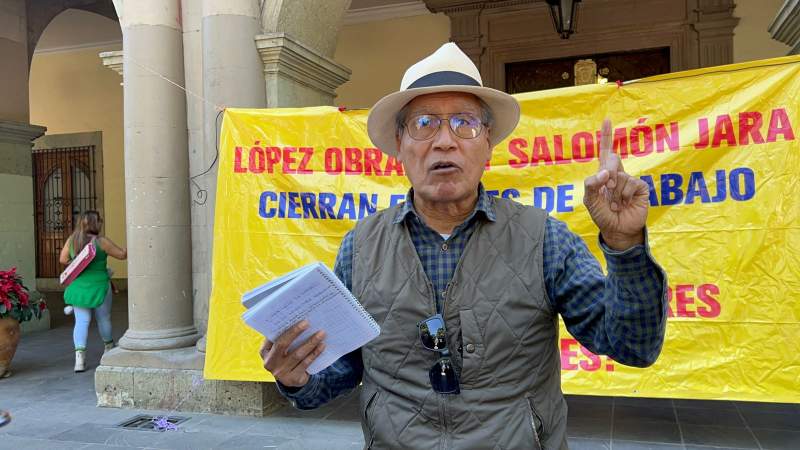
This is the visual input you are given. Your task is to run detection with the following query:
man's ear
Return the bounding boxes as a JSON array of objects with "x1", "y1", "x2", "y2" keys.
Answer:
[
  {"x1": 484, "y1": 129, "x2": 492, "y2": 163},
  {"x1": 395, "y1": 135, "x2": 404, "y2": 162}
]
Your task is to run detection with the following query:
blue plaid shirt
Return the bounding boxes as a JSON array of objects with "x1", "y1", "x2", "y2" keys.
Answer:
[{"x1": 278, "y1": 186, "x2": 667, "y2": 409}]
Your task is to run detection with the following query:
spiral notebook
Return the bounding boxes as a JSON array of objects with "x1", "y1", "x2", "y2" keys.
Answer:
[{"x1": 241, "y1": 262, "x2": 380, "y2": 375}]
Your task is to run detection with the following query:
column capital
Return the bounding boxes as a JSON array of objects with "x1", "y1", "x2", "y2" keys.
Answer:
[
  {"x1": 99, "y1": 50, "x2": 124, "y2": 82},
  {"x1": 255, "y1": 32, "x2": 351, "y2": 105},
  {"x1": 769, "y1": 0, "x2": 800, "y2": 55},
  {"x1": 0, "y1": 120, "x2": 46, "y2": 145}
]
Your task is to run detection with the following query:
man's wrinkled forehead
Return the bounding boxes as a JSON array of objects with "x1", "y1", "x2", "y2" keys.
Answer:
[{"x1": 405, "y1": 92, "x2": 482, "y2": 115}]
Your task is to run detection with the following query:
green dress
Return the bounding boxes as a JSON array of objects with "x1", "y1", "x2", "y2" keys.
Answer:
[{"x1": 64, "y1": 237, "x2": 110, "y2": 309}]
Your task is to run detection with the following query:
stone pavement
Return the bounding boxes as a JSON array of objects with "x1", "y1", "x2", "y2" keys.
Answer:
[{"x1": 0, "y1": 292, "x2": 798, "y2": 449}]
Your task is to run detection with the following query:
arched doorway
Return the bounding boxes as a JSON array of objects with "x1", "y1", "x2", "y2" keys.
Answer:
[{"x1": 28, "y1": 5, "x2": 124, "y2": 332}]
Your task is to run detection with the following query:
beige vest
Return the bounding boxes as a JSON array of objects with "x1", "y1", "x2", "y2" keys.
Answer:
[{"x1": 352, "y1": 197, "x2": 568, "y2": 450}]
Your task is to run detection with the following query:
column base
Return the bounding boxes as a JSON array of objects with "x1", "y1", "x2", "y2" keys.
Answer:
[
  {"x1": 118, "y1": 325, "x2": 200, "y2": 351},
  {"x1": 95, "y1": 347, "x2": 287, "y2": 415},
  {"x1": 196, "y1": 334, "x2": 207, "y2": 353}
]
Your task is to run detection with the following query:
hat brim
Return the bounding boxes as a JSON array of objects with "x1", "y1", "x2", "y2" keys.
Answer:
[{"x1": 367, "y1": 85, "x2": 520, "y2": 157}]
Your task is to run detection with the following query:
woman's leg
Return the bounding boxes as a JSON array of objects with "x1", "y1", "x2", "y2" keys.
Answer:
[
  {"x1": 95, "y1": 285, "x2": 114, "y2": 345},
  {"x1": 73, "y1": 306, "x2": 92, "y2": 351}
]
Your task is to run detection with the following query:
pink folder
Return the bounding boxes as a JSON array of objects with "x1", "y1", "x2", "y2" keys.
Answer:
[{"x1": 60, "y1": 239, "x2": 97, "y2": 286}]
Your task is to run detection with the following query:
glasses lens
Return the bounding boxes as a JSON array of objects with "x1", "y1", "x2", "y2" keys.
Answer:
[
  {"x1": 429, "y1": 358, "x2": 460, "y2": 394},
  {"x1": 407, "y1": 114, "x2": 440, "y2": 140},
  {"x1": 450, "y1": 114, "x2": 482, "y2": 139},
  {"x1": 419, "y1": 316, "x2": 447, "y2": 350}
]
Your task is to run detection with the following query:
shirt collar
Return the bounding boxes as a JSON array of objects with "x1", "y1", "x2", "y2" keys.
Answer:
[{"x1": 392, "y1": 183, "x2": 497, "y2": 225}]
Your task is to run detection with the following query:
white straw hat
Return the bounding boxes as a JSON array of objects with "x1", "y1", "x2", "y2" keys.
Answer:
[{"x1": 367, "y1": 42, "x2": 520, "y2": 156}]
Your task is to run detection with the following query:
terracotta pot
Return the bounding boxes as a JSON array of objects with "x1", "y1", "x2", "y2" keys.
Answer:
[{"x1": 0, "y1": 317, "x2": 21, "y2": 378}]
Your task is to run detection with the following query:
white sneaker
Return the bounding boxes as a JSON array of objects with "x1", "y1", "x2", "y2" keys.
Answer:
[
  {"x1": 74, "y1": 350, "x2": 86, "y2": 372},
  {"x1": 63, "y1": 306, "x2": 73, "y2": 315}
]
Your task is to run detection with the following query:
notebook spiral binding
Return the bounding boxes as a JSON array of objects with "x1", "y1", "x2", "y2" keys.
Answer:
[{"x1": 318, "y1": 265, "x2": 380, "y2": 332}]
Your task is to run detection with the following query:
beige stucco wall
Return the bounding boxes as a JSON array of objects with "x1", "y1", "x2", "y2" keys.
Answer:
[
  {"x1": 334, "y1": 13, "x2": 450, "y2": 109},
  {"x1": 29, "y1": 44, "x2": 127, "y2": 278},
  {"x1": 0, "y1": 171, "x2": 36, "y2": 285},
  {"x1": 734, "y1": 0, "x2": 791, "y2": 62}
]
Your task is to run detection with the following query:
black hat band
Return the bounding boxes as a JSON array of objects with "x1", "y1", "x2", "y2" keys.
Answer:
[{"x1": 407, "y1": 71, "x2": 481, "y2": 89}]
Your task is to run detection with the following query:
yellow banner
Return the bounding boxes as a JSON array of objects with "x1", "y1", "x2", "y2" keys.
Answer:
[{"x1": 204, "y1": 56, "x2": 800, "y2": 403}]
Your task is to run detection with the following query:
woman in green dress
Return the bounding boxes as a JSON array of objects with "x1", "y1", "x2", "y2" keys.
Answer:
[{"x1": 59, "y1": 211, "x2": 127, "y2": 372}]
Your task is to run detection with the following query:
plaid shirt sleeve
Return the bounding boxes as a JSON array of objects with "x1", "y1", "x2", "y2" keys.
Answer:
[
  {"x1": 543, "y1": 217, "x2": 668, "y2": 367},
  {"x1": 276, "y1": 230, "x2": 363, "y2": 409}
]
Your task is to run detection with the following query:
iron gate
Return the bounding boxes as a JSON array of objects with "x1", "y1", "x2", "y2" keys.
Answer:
[{"x1": 32, "y1": 146, "x2": 98, "y2": 278}]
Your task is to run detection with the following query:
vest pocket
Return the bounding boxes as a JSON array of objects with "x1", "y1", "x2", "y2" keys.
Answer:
[
  {"x1": 458, "y1": 309, "x2": 484, "y2": 384},
  {"x1": 526, "y1": 396, "x2": 545, "y2": 450}
]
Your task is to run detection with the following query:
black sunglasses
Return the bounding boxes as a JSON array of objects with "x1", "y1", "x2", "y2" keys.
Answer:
[{"x1": 417, "y1": 314, "x2": 460, "y2": 394}]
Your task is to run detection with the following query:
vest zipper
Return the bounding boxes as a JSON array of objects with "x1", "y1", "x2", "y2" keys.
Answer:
[
  {"x1": 430, "y1": 278, "x2": 450, "y2": 450},
  {"x1": 441, "y1": 395, "x2": 449, "y2": 450}
]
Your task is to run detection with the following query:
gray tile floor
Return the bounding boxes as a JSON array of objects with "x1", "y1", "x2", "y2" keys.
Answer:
[{"x1": 0, "y1": 291, "x2": 797, "y2": 449}]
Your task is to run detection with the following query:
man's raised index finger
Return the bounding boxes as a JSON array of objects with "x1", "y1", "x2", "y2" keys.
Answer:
[{"x1": 599, "y1": 118, "x2": 613, "y2": 170}]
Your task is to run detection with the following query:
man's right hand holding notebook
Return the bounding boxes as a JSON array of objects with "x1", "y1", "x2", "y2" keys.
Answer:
[{"x1": 260, "y1": 320, "x2": 327, "y2": 387}]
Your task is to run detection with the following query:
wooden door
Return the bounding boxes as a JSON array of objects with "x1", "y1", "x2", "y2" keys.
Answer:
[
  {"x1": 506, "y1": 47, "x2": 671, "y2": 93},
  {"x1": 32, "y1": 146, "x2": 97, "y2": 278}
]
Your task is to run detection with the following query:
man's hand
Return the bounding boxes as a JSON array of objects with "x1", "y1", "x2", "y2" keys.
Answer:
[
  {"x1": 260, "y1": 320, "x2": 326, "y2": 388},
  {"x1": 583, "y1": 119, "x2": 650, "y2": 251}
]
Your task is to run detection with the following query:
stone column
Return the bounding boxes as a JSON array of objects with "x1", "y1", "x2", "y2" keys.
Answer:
[
  {"x1": 770, "y1": 0, "x2": 800, "y2": 54},
  {"x1": 98, "y1": 0, "x2": 352, "y2": 415},
  {"x1": 193, "y1": 0, "x2": 266, "y2": 352},
  {"x1": 96, "y1": 0, "x2": 211, "y2": 413},
  {"x1": 115, "y1": 0, "x2": 198, "y2": 351},
  {"x1": 96, "y1": 1, "x2": 280, "y2": 416}
]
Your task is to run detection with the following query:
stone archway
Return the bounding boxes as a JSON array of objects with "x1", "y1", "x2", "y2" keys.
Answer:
[
  {"x1": 26, "y1": 0, "x2": 118, "y2": 68},
  {"x1": 0, "y1": 1, "x2": 116, "y2": 330},
  {"x1": 28, "y1": 8, "x2": 123, "y2": 297}
]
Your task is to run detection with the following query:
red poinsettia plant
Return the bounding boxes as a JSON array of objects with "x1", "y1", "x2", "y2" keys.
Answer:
[{"x1": 0, "y1": 267, "x2": 46, "y2": 323}]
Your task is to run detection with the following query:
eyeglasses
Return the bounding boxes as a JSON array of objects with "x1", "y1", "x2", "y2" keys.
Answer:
[
  {"x1": 403, "y1": 113, "x2": 485, "y2": 141},
  {"x1": 418, "y1": 314, "x2": 460, "y2": 394}
]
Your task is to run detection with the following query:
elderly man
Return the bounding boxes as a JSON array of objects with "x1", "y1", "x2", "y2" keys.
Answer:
[{"x1": 261, "y1": 43, "x2": 667, "y2": 449}]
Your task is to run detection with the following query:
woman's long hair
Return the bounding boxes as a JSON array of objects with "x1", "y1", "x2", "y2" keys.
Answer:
[{"x1": 69, "y1": 210, "x2": 102, "y2": 255}]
